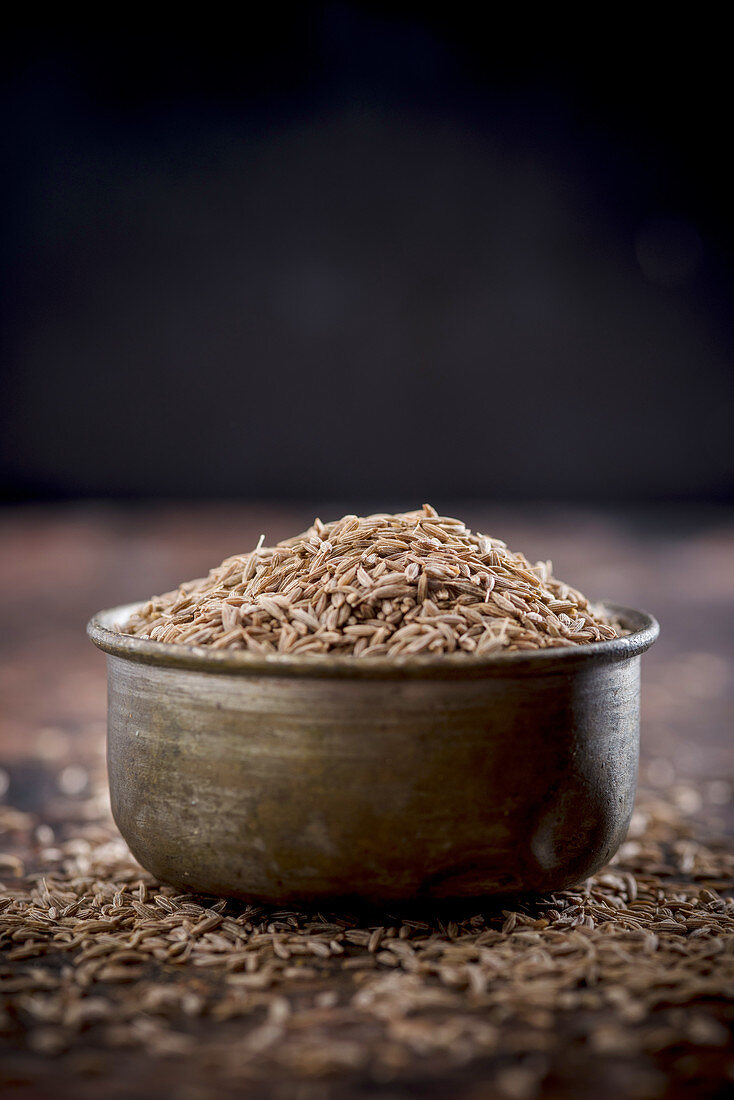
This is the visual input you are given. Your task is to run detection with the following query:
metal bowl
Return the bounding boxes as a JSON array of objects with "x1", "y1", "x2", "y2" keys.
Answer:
[{"x1": 88, "y1": 603, "x2": 658, "y2": 904}]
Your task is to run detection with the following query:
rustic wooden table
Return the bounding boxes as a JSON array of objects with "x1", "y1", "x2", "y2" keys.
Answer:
[{"x1": 1, "y1": 503, "x2": 733, "y2": 1099}]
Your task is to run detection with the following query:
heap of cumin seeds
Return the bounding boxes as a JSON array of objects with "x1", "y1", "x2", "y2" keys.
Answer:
[{"x1": 124, "y1": 505, "x2": 619, "y2": 656}]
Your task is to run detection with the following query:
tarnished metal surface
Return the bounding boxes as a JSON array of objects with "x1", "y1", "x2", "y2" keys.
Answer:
[{"x1": 88, "y1": 604, "x2": 658, "y2": 903}]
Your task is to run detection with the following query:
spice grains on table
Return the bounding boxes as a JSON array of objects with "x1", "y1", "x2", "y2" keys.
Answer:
[
  {"x1": 1, "y1": 503, "x2": 733, "y2": 1099},
  {"x1": 1, "y1": 790, "x2": 733, "y2": 1099}
]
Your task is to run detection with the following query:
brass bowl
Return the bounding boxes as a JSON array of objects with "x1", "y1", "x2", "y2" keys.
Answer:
[{"x1": 88, "y1": 603, "x2": 658, "y2": 904}]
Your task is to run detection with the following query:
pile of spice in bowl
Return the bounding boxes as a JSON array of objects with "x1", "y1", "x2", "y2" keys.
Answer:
[
  {"x1": 90, "y1": 504, "x2": 656, "y2": 903},
  {"x1": 123, "y1": 504, "x2": 620, "y2": 657}
]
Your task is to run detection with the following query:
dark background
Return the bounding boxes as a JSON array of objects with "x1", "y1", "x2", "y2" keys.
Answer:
[{"x1": 2, "y1": 5, "x2": 733, "y2": 504}]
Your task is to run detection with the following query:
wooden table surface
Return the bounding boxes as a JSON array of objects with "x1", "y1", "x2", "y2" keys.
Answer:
[{"x1": 1, "y1": 502, "x2": 733, "y2": 1098}]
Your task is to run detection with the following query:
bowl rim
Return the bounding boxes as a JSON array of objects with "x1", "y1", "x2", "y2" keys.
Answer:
[{"x1": 87, "y1": 601, "x2": 659, "y2": 680}]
